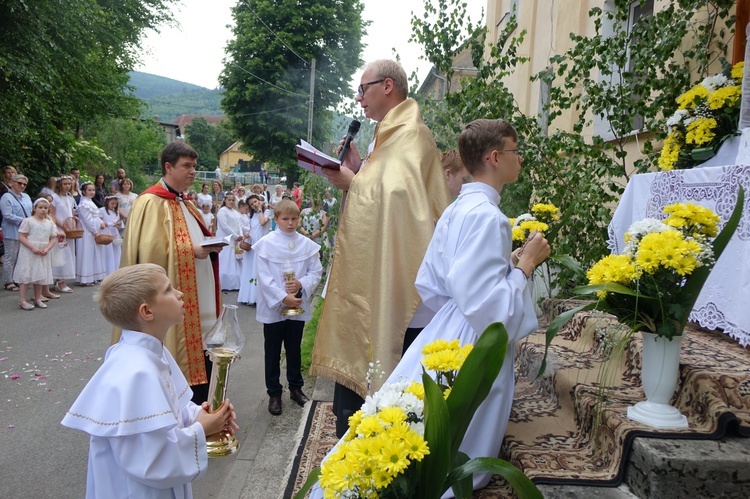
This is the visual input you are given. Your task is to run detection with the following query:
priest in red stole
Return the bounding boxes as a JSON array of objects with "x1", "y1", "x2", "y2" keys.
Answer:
[{"x1": 116, "y1": 142, "x2": 222, "y2": 403}]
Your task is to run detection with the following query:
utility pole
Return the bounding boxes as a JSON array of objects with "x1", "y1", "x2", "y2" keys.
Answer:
[{"x1": 307, "y1": 58, "x2": 316, "y2": 143}]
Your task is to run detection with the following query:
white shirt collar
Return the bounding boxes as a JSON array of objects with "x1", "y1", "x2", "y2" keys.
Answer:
[
  {"x1": 120, "y1": 329, "x2": 164, "y2": 356},
  {"x1": 458, "y1": 182, "x2": 501, "y2": 205}
]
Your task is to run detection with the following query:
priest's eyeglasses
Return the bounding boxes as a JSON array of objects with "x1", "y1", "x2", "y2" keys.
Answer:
[{"x1": 357, "y1": 79, "x2": 385, "y2": 97}]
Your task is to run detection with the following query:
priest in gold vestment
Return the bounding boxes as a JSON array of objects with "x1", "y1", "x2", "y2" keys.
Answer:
[
  {"x1": 116, "y1": 142, "x2": 223, "y2": 403},
  {"x1": 310, "y1": 60, "x2": 451, "y2": 436}
]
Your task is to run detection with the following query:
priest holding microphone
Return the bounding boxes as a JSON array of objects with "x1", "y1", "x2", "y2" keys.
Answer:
[{"x1": 310, "y1": 59, "x2": 451, "y2": 437}]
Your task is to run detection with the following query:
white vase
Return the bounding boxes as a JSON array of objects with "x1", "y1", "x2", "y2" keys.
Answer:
[{"x1": 626, "y1": 332, "x2": 689, "y2": 429}]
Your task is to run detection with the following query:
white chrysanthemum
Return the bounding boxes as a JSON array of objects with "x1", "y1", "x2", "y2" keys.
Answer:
[
  {"x1": 409, "y1": 421, "x2": 425, "y2": 435},
  {"x1": 513, "y1": 213, "x2": 534, "y2": 227},
  {"x1": 624, "y1": 218, "x2": 672, "y2": 256},
  {"x1": 666, "y1": 109, "x2": 689, "y2": 128},
  {"x1": 701, "y1": 74, "x2": 728, "y2": 91}
]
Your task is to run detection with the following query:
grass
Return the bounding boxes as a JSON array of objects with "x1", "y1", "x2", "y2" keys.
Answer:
[{"x1": 301, "y1": 297, "x2": 324, "y2": 373}]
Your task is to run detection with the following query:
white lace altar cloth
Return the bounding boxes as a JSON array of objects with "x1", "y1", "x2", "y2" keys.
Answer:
[{"x1": 608, "y1": 164, "x2": 750, "y2": 347}]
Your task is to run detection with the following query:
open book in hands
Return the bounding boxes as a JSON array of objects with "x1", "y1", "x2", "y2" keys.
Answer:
[
  {"x1": 295, "y1": 139, "x2": 341, "y2": 173},
  {"x1": 201, "y1": 234, "x2": 232, "y2": 247}
]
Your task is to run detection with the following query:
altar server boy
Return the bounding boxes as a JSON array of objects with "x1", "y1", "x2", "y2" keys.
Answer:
[
  {"x1": 62, "y1": 263, "x2": 237, "y2": 499},
  {"x1": 253, "y1": 199, "x2": 323, "y2": 416},
  {"x1": 387, "y1": 118, "x2": 551, "y2": 495}
]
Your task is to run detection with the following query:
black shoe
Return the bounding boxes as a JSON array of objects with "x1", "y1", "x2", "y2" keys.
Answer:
[
  {"x1": 268, "y1": 395, "x2": 282, "y2": 415},
  {"x1": 290, "y1": 388, "x2": 309, "y2": 407}
]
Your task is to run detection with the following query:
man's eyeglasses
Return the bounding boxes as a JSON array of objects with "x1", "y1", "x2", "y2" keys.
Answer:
[
  {"x1": 502, "y1": 145, "x2": 524, "y2": 156},
  {"x1": 357, "y1": 79, "x2": 385, "y2": 98}
]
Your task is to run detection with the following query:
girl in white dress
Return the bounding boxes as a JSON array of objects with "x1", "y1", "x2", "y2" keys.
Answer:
[
  {"x1": 237, "y1": 195, "x2": 269, "y2": 305},
  {"x1": 14, "y1": 198, "x2": 58, "y2": 310},
  {"x1": 75, "y1": 182, "x2": 106, "y2": 286},
  {"x1": 50, "y1": 176, "x2": 77, "y2": 293},
  {"x1": 115, "y1": 178, "x2": 137, "y2": 236},
  {"x1": 215, "y1": 193, "x2": 244, "y2": 290},
  {"x1": 99, "y1": 196, "x2": 122, "y2": 277}
]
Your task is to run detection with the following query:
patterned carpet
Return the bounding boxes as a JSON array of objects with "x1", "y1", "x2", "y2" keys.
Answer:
[{"x1": 288, "y1": 301, "x2": 750, "y2": 497}]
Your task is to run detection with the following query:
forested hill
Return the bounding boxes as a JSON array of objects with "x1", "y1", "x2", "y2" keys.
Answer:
[{"x1": 128, "y1": 71, "x2": 224, "y2": 123}]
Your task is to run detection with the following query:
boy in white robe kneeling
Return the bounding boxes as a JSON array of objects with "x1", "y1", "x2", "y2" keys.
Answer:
[
  {"x1": 61, "y1": 263, "x2": 237, "y2": 499},
  {"x1": 253, "y1": 199, "x2": 322, "y2": 416}
]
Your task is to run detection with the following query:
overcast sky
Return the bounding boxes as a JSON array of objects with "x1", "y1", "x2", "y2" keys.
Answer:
[{"x1": 135, "y1": 0, "x2": 484, "y2": 93}]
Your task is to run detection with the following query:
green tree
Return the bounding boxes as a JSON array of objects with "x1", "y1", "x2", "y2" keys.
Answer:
[
  {"x1": 185, "y1": 118, "x2": 236, "y2": 169},
  {"x1": 0, "y1": 0, "x2": 176, "y2": 190},
  {"x1": 220, "y1": 0, "x2": 368, "y2": 182},
  {"x1": 88, "y1": 118, "x2": 167, "y2": 189},
  {"x1": 411, "y1": 0, "x2": 735, "y2": 289}
]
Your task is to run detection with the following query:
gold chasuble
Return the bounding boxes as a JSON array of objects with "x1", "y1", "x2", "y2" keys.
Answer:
[
  {"x1": 310, "y1": 98, "x2": 450, "y2": 397},
  {"x1": 114, "y1": 182, "x2": 220, "y2": 386}
]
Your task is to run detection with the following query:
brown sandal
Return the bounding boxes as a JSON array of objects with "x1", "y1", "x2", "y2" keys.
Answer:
[{"x1": 5, "y1": 283, "x2": 19, "y2": 292}]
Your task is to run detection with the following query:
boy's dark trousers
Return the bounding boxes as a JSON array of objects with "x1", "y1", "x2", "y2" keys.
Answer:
[{"x1": 264, "y1": 320, "x2": 305, "y2": 395}]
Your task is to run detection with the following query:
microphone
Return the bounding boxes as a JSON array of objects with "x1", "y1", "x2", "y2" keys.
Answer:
[{"x1": 337, "y1": 120, "x2": 361, "y2": 163}]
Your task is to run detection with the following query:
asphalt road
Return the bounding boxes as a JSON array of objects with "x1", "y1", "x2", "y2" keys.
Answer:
[{"x1": 0, "y1": 284, "x2": 267, "y2": 498}]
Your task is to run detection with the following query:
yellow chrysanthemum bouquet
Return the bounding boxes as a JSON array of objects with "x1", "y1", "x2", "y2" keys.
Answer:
[
  {"x1": 658, "y1": 61, "x2": 743, "y2": 171},
  {"x1": 509, "y1": 203, "x2": 561, "y2": 250},
  {"x1": 540, "y1": 190, "x2": 744, "y2": 352},
  {"x1": 296, "y1": 324, "x2": 542, "y2": 499}
]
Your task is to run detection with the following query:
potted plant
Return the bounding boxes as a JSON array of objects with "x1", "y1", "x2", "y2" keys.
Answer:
[
  {"x1": 540, "y1": 188, "x2": 744, "y2": 428},
  {"x1": 295, "y1": 322, "x2": 542, "y2": 499}
]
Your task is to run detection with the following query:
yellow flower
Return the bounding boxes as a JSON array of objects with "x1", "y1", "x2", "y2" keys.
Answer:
[
  {"x1": 664, "y1": 202, "x2": 720, "y2": 237},
  {"x1": 357, "y1": 414, "x2": 383, "y2": 437},
  {"x1": 519, "y1": 220, "x2": 549, "y2": 234},
  {"x1": 405, "y1": 381, "x2": 425, "y2": 400},
  {"x1": 403, "y1": 431, "x2": 430, "y2": 460},
  {"x1": 587, "y1": 254, "x2": 638, "y2": 285},
  {"x1": 684, "y1": 117, "x2": 717, "y2": 146},
  {"x1": 508, "y1": 217, "x2": 516, "y2": 226},
  {"x1": 422, "y1": 339, "x2": 459, "y2": 355},
  {"x1": 676, "y1": 84, "x2": 709, "y2": 109},
  {"x1": 378, "y1": 406, "x2": 407, "y2": 426},
  {"x1": 658, "y1": 133, "x2": 681, "y2": 171},
  {"x1": 422, "y1": 340, "x2": 473, "y2": 373},
  {"x1": 732, "y1": 61, "x2": 745, "y2": 80},
  {"x1": 443, "y1": 386, "x2": 452, "y2": 399},
  {"x1": 707, "y1": 85, "x2": 740, "y2": 110},
  {"x1": 531, "y1": 203, "x2": 560, "y2": 221},
  {"x1": 672, "y1": 255, "x2": 698, "y2": 276},
  {"x1": 378, "y1": 440, "x2": 410, "y2": 475},
  {"x1": 512, "y1": 227, "x2": 525, "y2": 242}
]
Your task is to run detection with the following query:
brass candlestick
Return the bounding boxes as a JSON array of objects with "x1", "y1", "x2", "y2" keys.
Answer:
[
  {"x1": 203, "y1": 304, "x2": 245, "y2": 458},
  {"x1": 281, "y1": 271, "x2": 304, "y2": 316}
]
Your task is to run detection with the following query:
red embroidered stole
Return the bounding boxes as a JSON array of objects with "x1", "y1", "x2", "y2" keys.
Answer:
[{"x1": 142, "y1": 184, "x2": 220, "y2": 385}]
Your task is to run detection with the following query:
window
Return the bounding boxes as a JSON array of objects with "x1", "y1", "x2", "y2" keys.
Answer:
[{"x1": 593, "y1": 0, "x2": 654, "y2": 140}]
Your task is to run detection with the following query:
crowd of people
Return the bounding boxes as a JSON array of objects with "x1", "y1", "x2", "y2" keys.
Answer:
[{"x1": 1, "y1": 165, "x2": 137, "y2": 310}]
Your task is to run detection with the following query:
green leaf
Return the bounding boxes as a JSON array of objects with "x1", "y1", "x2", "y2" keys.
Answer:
[
  {"x1": 548, "y1": 253, "x2": 585, "y2": 278},
  {"x1": 572, "y1": 282, "x2": 647, "y2": 298},
  {"x1": 417, "y1": 369, "x2": 452, "y2": 499},
  {"x1": 292, "y1": 467, "x2": 321, "y2": 499},
  {"x1": 444, "y1": 457, "x2": 543, "y2": 499},
  {"x1": 691, "y1": 147, "x2": 716, "y2": 161},
  {"x1": 449, "y1": 452, "x2": 472, "y2": 499},
  {"x1": 537, "y1": 302, "x2": 597, "y2": 377},
  {"x1": 444, "y1": 323, "x2": 508, "y2": 459},
  {"x1": 680, "y1": 186, "x2": 744, "y2": 328}
]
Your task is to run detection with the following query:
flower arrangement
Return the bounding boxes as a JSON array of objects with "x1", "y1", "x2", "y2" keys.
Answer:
[
  {"x1": 539, "y1": 188, "x2": 743, "y2": 365},
  {"x1": 296, "y1": 324, "x2": 542, "y2": 499},
  {"x1": 584, "y1": 201, "x2": 720, "y2": 339},
  {"x1": 658, "y1": 61, "x2": 743, "y2": 171},
  {"x1": 509, "y1": 203, "x2": 561, "y2": 250}
]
